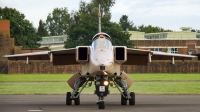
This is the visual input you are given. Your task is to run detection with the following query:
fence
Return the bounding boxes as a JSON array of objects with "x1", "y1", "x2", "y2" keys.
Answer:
[{"x1": 7, "y1": 60, "x2": 200, "y2": 74}]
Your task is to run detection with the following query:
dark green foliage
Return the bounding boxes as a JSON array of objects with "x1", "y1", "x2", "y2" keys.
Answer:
[
  {"x1": 0, "y1": 7, "x2": 41, "y2": 48},
  {"x1": 91, "y1": 0, "x2": 115, "y2": 18},
  {"x1": 37, "y1": 19, "x2": 49, "y2": 37},
  {"x1": 119, "y1": 15, "x2": 172, "y2": 33},
  {"x1": 119, "y1": 15, "x2": 137, "y2": 31},
  {"x1": 65, "y1": 13, "x2": 98, "y2": 48},
  {"x1": 138, "y1": 24, "x2": 172, "y2": 33},
  {"x1": 45, "y1": 7, "x2": 70, "y2": 36}
]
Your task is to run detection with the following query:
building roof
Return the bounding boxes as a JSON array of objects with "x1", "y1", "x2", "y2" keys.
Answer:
[{"x1": 129, "y1": 28, "x2": 200, "y2": 40}]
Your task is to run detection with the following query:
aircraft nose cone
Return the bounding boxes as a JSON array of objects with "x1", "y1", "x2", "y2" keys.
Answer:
[{"x1": 96, "y1": 53, "x2": 112, "y2": 65}]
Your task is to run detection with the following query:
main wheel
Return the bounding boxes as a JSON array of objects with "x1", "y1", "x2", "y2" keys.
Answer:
[
  {"x1": 129, "y1": 92, "x2": 135, "y2": 105},
  {"x1": 66, "y1": 92, "x2": 72, "y2": 105},
  {"x1": 74, "y1": 93, "x2": 80, "y2": 105},
  {"x1": 98, "y1": 102, "x2": 105, "y2": 109},
  {"x1": 121, "y1": 94, "x2": 127, "y2": 105}
]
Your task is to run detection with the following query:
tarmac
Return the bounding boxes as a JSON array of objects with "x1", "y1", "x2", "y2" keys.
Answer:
[{"x1": 0, "y1": 94, "x2": 200, "y2": 112}]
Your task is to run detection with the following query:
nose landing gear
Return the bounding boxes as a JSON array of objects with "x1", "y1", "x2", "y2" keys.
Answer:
[
  {"x1": 96, "y1": 93, "x2": 105, "y2": 109},
  {"x1": 95, "y1": 75, "x2": 109, "y2": 109}
]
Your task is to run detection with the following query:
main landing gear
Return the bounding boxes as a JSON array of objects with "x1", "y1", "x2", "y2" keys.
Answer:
[
  {"x1": 66, "y1": 76, "x2": 90, "y2": 105},
  {"x1": 113, "y1": 77, "x2": 135, "y2": 106}
]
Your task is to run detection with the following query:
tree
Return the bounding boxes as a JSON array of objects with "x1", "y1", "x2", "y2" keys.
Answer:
[
  {"x1": 91, "y1": 0, "x2": 115, "y2": 18},
  {"x1": 37, "y1": 19, "x2": 49, "y2": 37},
  {"x1": 65, "y1": 12, "x2": 98, "y2": 48},
  {"x1": 138, "y1": 25, "x2": 172, "y2": 33},
  {"x1": 65, "y1": 1, "x2": 133, "y2": 48},
  {"x1": 45, "y1": 7, "x2": 70, "y2": 36},
  {"x1": 0, "y1": 7, "x2": 41, "y2": 48},
  {"x1": 119, "y1": 15, "x2": 137, "y2": 31}
]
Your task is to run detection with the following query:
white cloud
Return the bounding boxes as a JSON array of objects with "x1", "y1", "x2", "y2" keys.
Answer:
[
  {"x1": 1, "y1": 0, "x2": 200, "y2": 31},
  {"x1": 0, "y1": 0, "x2": 87, "y2": 27},
  {"x1": 142, "y1": 0, "x2": 200, "y2": 17},
  {"x1": 111, "y1": 0, "x2": 200, "y2": 30}
]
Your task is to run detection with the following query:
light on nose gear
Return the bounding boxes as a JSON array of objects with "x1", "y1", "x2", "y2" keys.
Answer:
[{"x1": 104, "y1": 81, "x2": 109, "y2": 86}]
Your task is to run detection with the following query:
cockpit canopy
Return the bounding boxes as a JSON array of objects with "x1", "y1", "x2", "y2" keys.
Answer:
[
  {"x1": 92, "y1": 32, "x2": 111, "y2": 41},
  {"x1": 92, "y1": 33, "x2": 112, "y2": 50}
]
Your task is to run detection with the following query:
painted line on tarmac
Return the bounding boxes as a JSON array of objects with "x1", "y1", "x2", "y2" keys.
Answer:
[{"x1": 28, "y1": 110, "x2": 43, "y2": 112}]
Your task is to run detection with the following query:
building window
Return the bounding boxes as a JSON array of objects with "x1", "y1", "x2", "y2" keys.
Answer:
[
  {"x1": 150, "y1": 48, "x2": 162, "y2": 52},
  {"x1": 54, "y1": 37, "x2": 66, "y2": 42},
  {"x1": 197, "y1": 35, "x2": 200, "y2": 38},
  {"x1": 145, "y1": 34, "x2": 168, "y2": 39},
  {"x1": 41, "y1": 38, "x2": 53, "y2": 43},
  {"x1": 39, "y1": 37, "x2": 67, "y2": 43},
  {"x1": 167, "y1": 48, "x2": 178, "y2": 54}
]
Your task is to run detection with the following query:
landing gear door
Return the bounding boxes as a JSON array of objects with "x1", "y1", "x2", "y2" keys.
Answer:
[
  {"x1": 68, "y1": 71, "x2": 81, "y2": 89},
  {"x1": 120, "y1": 71, "x2": 133, "y2": 88}
]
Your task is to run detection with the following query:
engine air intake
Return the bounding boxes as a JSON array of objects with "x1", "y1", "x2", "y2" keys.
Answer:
[
  {"x1": 76, "y1": 46, "x2": 89, "y2": 64},
  {"x1": 114, "y1": 46, "x2": 127, "y2": 64},
  {"x1": 78, "y1": 47, "x2": 88, "y2": 60}
]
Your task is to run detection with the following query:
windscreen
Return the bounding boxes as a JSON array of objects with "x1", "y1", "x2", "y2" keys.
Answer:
[
  {"x1": 98, "y1": 37, "x2": 106, "y2": 48},
  {"x1": 92, "y1": 36, "x2": 112, "y2": 50}
]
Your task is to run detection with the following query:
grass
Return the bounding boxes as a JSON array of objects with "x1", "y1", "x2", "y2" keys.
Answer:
[
  {"x1": 1, "y1": 73, "x2": 200, "y2": 82},
  {"x1": 129, "y1": 73, "x2": 200, "y2": 81},
  {"x1": 0, "y1": 74, "x2": 72, "y2": 82},
  {"x1": 0, "y1": 73, "x2": 200, "y2": 94}
]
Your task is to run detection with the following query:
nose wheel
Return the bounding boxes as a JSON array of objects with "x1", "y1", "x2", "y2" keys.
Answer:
[
  {"x1": 98, "y1": 102, "x2": 105, "y2": 109},
  {"x1": 96, "y1": 94, "x2": 105, "y2": 109}
]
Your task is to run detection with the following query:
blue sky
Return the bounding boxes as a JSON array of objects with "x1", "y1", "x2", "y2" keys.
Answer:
[{"x1": 1, "y1": 0, "x2": 200, "y2": 31}]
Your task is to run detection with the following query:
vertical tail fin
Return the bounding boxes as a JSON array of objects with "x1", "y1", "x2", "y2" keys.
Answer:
[{"x1": 98, "y1": 4, "x2": 101, "y2": 33}]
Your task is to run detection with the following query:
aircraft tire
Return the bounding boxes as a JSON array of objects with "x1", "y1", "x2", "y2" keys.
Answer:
[
  {"x1": 98, "y1": 102, "x2": 105, "y2": 109},
  {"x1": 66, "y1": 92, "x2": 72, "y2": 105},
  {"x1": 129, "y1": 92, "x2": 135, "y2": 105},
  {"x1": 74, "y1": 93, "x2": 80, "y2": 105},
  {"x1": 121, "y1": 94, "x2": 127, "y2": 105}
]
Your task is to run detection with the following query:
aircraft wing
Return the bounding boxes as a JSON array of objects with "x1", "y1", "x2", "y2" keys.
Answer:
[
  {"x1": 3, "y1": 48, "x2": 79, "y2": 65},
  {"x1": 123, "y1": 48, "x2": 196, "y2": 65}
]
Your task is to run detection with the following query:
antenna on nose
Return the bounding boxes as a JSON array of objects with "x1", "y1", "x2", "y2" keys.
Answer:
[{"x1": 98, "y1": 4, "x2": 101, "y2": 33}]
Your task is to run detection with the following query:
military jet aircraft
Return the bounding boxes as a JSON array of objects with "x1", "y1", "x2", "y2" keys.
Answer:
[{"x1": 3, "y1": 5, "x2": 196, "y2": 109}]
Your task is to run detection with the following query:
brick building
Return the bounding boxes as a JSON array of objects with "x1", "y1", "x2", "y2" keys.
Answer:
[
  {"x1": 129, "y1": 27, "x2": 200, "y2": 55},
  {"x1": 0, "y1": 20, "x2": 48, "y2": 73},
  {"x1": 0, "y1": 20, "x2": 13, "y2": 73}
]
